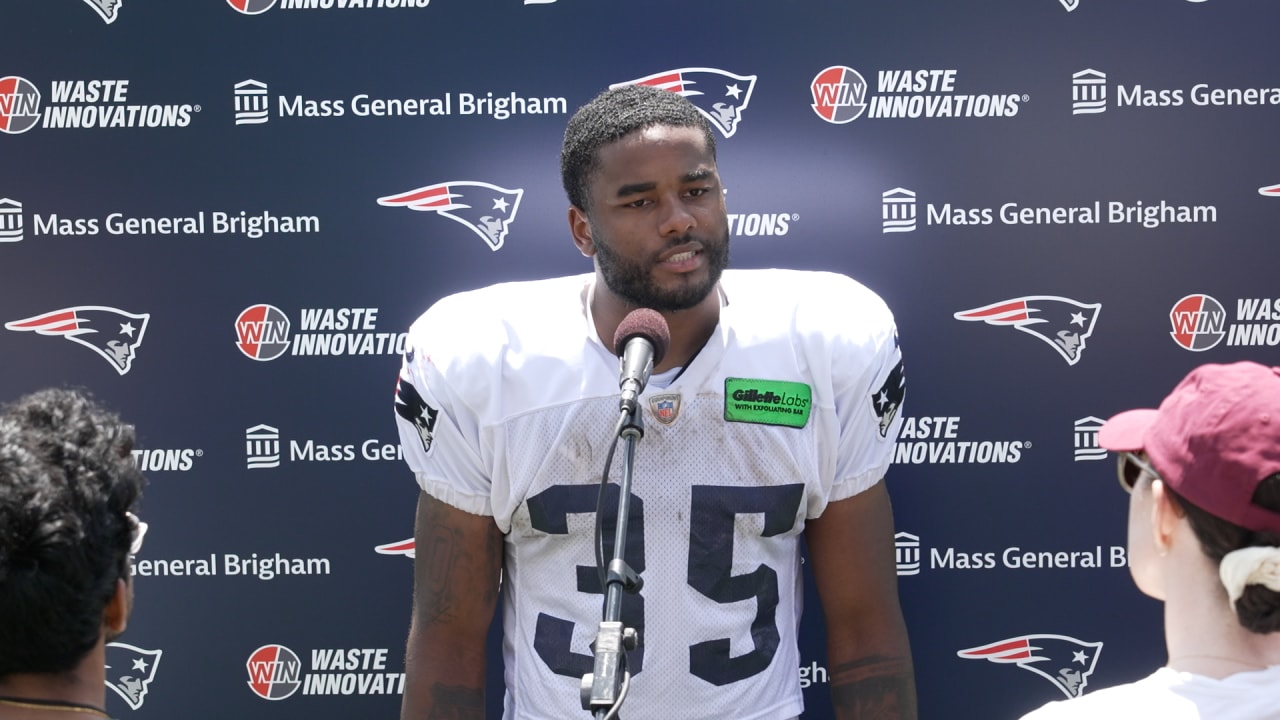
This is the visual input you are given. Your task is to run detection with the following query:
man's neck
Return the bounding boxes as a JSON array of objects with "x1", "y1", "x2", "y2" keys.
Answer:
[
  {"x1": 0, "y1": 646, "x2": 110, "y2": 718},
  {"x1": 590, "y1": 276, "x2": 722, "y2": 374}
]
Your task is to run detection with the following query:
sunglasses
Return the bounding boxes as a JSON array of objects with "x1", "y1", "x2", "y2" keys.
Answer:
[
  {"x1": 127, "y1": 511, "x2": 148, "y2": 555},
  {"x1": 1116, "y1": 451, "x2": 1162, "y2": 493}
]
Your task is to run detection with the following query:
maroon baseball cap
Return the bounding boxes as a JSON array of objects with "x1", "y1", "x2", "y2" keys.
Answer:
[{"x1": 1099, "y1": 361, "x2": 1280, "y2": 535}]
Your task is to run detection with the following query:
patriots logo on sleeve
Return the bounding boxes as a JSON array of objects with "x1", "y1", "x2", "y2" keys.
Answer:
[
  {"x1": 958, "y1": 634, "x2": 1102, "y2": 699},
  {"x1": 954, "y1": 296, "x2": 1100, "y2": 366},
  {"x1": 378, "y1": 181, "x2": 523, "y2": 251},
  {"x1": 395, "y1": 375, "x2": 440, "y2": 454},
  {"x1": 105, "y1": 642, "x2": 162, "y2": 709},
  {"x1": 5, "y1": 306, "x2": 150, "y2": 375},
  {"x1": 612, "y1": 67, "x2": 757, "y2": 138},
  {"x1": 870, "y1": 347, "x2": 905, "y2": 438}
]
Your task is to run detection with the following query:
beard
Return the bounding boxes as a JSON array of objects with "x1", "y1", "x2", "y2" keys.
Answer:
[{"x1": 592, "y1": 228, "x2": 730, "y2": 313}]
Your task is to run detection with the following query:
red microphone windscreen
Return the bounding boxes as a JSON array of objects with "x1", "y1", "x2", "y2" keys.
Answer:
[{"x1": 613, "y1": 308, "x2": 670, "y2": 366}]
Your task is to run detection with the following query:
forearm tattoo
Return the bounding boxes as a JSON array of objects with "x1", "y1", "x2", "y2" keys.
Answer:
[
  {"x1": 829, "y1": 656, "x2": 918, "y2": 719},
  {"x1": 427, "y1": 684, "x2": 484, "y2": 720},
  {"x1": 417, "y1": 519, "x2": 463, "y2": 625}
]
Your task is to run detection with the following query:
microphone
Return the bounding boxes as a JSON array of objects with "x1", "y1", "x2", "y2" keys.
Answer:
[{"x1": 612, "y1": 309, "x2": 670, "y2": 414}]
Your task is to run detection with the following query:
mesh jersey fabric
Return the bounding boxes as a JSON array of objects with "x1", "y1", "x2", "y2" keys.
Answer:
[{"x1": 395, "y1": 268, "x2": 904, "y2": 720}]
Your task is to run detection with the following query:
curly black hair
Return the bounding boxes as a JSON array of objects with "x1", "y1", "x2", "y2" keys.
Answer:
[
  {"x1": 560, "y1": 83, "x2": 716, "y2": 211},
  {"x1": 0, "y1": 388, "x2": 145, "y2": 676}
]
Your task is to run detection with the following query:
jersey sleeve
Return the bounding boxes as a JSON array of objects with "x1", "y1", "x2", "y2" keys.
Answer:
[
  {"x1": 812, "y1": 274, "x2": 906, "y2": 504},
  {"x1": 393, "y1": 303, "x2": 494, "y2": 517}
]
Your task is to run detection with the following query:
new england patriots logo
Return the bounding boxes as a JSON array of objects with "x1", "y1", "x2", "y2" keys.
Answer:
[
  {"x1": 954, "y1": 296, "x2": 1100, "y2": 366},
  {"x1": 612, "y1": 67, "x2": 757, "y2": 138},
  {"x1": 394, "y1": 373, "x2": 440, "y2": 454},
  {"x1": 82, "y1": 0, "x2": 123, "y2": 23},
  {"x1": 375, "y1": 538, "x2": 416, "y2": 558},
  {"x1": 5, "y1": 306, "x2": 150, "y2": 375},
  {"x1": 958, "y1": 634, "x2": 1102, "y2": 699},
  {"x1": 378, "y1": 181, "x2": 523, "y2": 251},
  {"x1": 871, "y1": 344, "x2": 905, "y2": 438},
  {"x1": 105, "y1": 642, "x2": 162, "y2": 710}
]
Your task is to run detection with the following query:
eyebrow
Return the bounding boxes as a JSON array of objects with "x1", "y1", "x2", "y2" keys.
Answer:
[{"x1": 614, "y1": 169, "x2": 716, "y2": 198}]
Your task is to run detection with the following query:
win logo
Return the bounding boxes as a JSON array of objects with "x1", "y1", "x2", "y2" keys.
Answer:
[
  {"x1": 810, "y1": 66, "x2": 867, "y2": 124},
  {"x1": 1169, "y1": 294, "x2": 1225, "y2": 351}
]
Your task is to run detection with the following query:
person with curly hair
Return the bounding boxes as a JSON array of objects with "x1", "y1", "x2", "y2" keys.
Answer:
[{"x1": 0, "y1": 388, "x2": 146, "y2": 720}]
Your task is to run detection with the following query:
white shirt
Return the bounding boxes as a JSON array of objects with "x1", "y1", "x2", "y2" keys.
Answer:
[
  {"x1": 395, "y1": 269, "x2": 905, "y2": 720},
  {"x1": 1020, "y1": 665, "x2": 1280, "y2": 719}
]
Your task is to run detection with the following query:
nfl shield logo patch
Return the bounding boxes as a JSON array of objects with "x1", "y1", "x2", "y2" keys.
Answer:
[{"x1": 649, "y1": 393, "x2": 681, "y2": 425}]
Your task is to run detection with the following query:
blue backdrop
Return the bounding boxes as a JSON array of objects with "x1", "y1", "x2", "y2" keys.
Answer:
[{"x1": 3, "y1": 0, "x2": 1278, "y2": 717}]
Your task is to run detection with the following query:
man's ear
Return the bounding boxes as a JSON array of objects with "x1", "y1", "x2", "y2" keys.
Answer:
[
  {"x1": 103, "y1": 577, "x2": 130, "y2": 639},
  {"x1": 569, "y1": 206, "x2": 595, "y2": 258}
]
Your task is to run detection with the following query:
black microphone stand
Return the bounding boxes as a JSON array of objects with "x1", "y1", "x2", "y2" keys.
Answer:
[{"x1": 581, "y1": 405, "x2": 645, "y2": 719}]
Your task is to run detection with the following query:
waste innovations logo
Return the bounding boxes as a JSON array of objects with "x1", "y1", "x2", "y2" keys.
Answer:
[
  {"x1": 131, "y1": 447, "x2": 204, "y2": 473},
  {"x1": 105, "y1": 643, "x2": 162, "y2": 710},
  {"x1": 1170, "y1": 293, "x2": 1280, "y2": 351},
  {"x1": 378, "y1": 181, "x2": 523, "y2": 251},
  {"x1": 231, "y1": 79, "x2": 567, "y2": 124},
  {"x1": 247, "y1": 644, "x2": 405, "y2": 700},
  {"x1": 247, "y1": 644, "x2": 302, "y2": 699},
  {"x1": 811, "y1": 66, "x2": 867, "y2": 123},
  {"x1": 243, "y1": 423, "x2": 404, "y2": 468},
  {"x1": 892, "y1": 416, "x2": 1027, "y2": 465},
  {"x1": 959, "y1": 634, "x2": 1103, "y2": 700},
  {"x1": 1070, "y1": 68, "x2": 1280, "y2": 114},
  {"x1": 0, "y1": 77, "x2": 41, "y2": 133},
  {"x1": 878, "y1": 186, "x2": 1217, "y2": 233},
  {"x1": 727, "y1": 212, "x2": 797, "y2": 237},
  {"x1": 810, "y1": 66, "x2": 1028, "y2": 123},
  {"x1": 5, "y1": 306, "x2": 149, "y2": 375},
  {"x1": 0, "y1": 76, "x2": 199, "y2": 134},
  {"x1": 955, "y1": 296, "x2": 1101, "y2": 365},
  {"x1": 612, "y1": 67, "x2": 757, "y2": 138},
  {"x1": 894, "y1": 531, "x2": 1127, "y2": 576},
  {"x1": 234, "y1": 304, "x2": 407, "y2": 360},
  {"x1": 228, "y1": 0, "x2": 430, "y2": 13}
]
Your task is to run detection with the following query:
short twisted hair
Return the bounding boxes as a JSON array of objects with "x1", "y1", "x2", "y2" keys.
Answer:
[
  {"x1": 561, "y1": 84, "x2": 716, "y2": 211},
  {"x1": 0, "y1": 388, "x2": 145, "y2": 676}
]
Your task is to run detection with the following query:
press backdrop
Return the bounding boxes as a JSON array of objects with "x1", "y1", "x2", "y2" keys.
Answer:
[{"x1": 3, "y1": 0, "x2": 1279, "y2": 717}]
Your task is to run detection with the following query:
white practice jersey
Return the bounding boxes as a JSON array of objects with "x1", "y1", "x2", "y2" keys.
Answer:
[{"x1": 395, "y1": 268, "x2": 905, "y2": 720}]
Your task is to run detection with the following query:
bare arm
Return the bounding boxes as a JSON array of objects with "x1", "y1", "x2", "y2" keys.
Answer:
[
  {"x1": 400, "y1": 490, "x2": 504, "y2": 720},
  {"x1": 806, "y1": 481, "x2": 917, "y2": 720}
]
